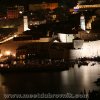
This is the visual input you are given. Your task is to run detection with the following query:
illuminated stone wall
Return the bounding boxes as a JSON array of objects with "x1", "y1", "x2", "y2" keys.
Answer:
[
  {"x1": 70, "y1": 40, "x2": 100, "y2": 59},
  {"x1": 1, "y1": 40, "x2": 100, "y2": 59}
]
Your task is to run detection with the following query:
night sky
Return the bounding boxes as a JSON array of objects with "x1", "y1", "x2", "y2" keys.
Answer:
[
  {"x1": 0, "y1": 0, "x2": 78, "y2": 13},
  {"x1": 0, "y1": 0, "x2": 78, "y2": 5},
  {"x1": 0, "y1": 0, "x2": 59, "y2": 12},
  {"x1": 0, "y1": 0, "x2": 78, "y2": 9},
  {"x1": 0, "y1": 0, "x2": 59, "y2": 5},
  {"x1": 0, "y1": 0, "x2": 100, "y2": 6}
]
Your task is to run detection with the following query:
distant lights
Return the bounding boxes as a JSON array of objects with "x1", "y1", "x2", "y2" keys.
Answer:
[
  {"x1": 30, "y1": 13, "x2": 33, "y2": 15},
  {"x1": 74, "y1": 4, "x2": 100, "y2": 9},
  {"x1": 73, "y1": 9, "x2": 79, "y2": 12},
  {"x1": 14, "y1": 34, "x2": 17, "y2": 37},
  {"x1": 0, "y1": 34, "x2": 17, "y2": 43},
  {"x1": 19, "y1": 11, "x2": 23, "y2": 14},
  {"x1": 4, "y1": 50, "x2": 16, "y2": 57}
]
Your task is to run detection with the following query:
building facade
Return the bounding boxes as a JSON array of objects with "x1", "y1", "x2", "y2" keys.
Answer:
[
  {"x1": 16, "y1": 42, "x2": 73, "y2": 64},
  {"x1": 29, "y1": 2, "x2": 58, "y2": 11},
  {"x1": 7, "y1": 7, "x2": 19, "y2": 19}
]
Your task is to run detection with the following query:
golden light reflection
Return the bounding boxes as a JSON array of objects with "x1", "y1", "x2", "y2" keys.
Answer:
[
  {"x1": 61, "y1": 71, "x2": 69, "y2": 85},
  {"x1": 80, "y1": 63, "x2": 100, "y2": 91},
  {"x1": 81, "y1": 66, "x2": 89, "y2": 87},
  {"x1": 0, "y1": 75, "x2": 8, "y2": 98}
]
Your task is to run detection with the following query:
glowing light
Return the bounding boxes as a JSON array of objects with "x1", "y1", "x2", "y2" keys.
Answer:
[
  {"x1": 53, "y1": 40, "x2": 59, "y2": 43},
  {"x1": 12, "y1": 54, "x2": 16, "y2": 57},
  {"x1": 74, "y1": 4, "x2": 79, "y2": 10},
  {"x1": 0, "y1": 54, "x2": 3, "y2": 58},
  {"x1": 19, "y1": 11, "x2": 23, "y2": 14},
  {"x1": 74, "y1": 9, "x2": 79, "y2": 12},
  {"x1": 5, "y1": 51, "x2": 11, "y2": 56},
  {"x1": 58, "y1": 33, "x2": 74, "y2": 43},
  {"x1": 0, "y1": 64, "x2": 3, "y2": 67},
  {"x1": 0, "y1": 34, "x2": 17, "y2": 43},
  {"x1": 14, "y1": 34, "x2": 17, "y2": 37},
  {"x1": 13, "y1": 61, "x2": 17, "y2": 65},
  {"x1": 58, "y1": 33, "x2": 67, "y2": 43}
]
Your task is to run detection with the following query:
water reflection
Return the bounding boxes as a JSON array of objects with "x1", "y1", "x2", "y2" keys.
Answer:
[
  {"x1": 0, "y1": 74, "x2": 8, "y2": 100},
  {"x1": 0, "y1": 62, "x2": 100, "y2": 98},
  {"x1": 61, "y1": 63, "x2": 100, "y2": 93}
]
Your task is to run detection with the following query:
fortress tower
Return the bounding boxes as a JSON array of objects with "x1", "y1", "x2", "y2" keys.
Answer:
[
  {"x1": 23, "y1": 16, "x2": 30, "y2": 31},
  {"x1": 80, "y1": 14, "x2": 86, "y2": 30}
]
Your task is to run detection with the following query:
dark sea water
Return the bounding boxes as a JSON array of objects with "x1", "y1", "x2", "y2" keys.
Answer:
[{"x1": 0, "y1": 62, "x2": 100, "y2": 99}]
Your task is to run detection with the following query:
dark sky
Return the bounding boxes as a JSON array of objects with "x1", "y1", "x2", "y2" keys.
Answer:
[
  {"x1": 0, "y1": 0, "x2": 78, "y2": 7},
  {"x1": 0, "y1": 0, "x2": 59, "y2": 5},
  {"x1": 0, "y1": 0, "x2": 62, "y2": 8},
  {"x1": 0, "y1": 0, "x2": 99, "y2": 5},
  {"x1": 0, "y1": 0, "x2": 61, "y2": 12},
  {"x1": 0, "y1": 0, "x2": 78, "y2": 12}
]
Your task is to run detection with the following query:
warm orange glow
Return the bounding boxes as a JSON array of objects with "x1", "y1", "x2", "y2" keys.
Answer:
[
  {"x1": 49, "y1": 3, "x2": 58, "y2": 10},
  {"x1": 29, "y1": 3, "x2": 58, "y2": 11},
  {"x1": 74, "y1": 4, "x2": 100, "y2": 10},
  {"x1": 5, "y1": 51, "x2": 11, "y2": 56},
  {"x1": 42, "y1": 3, "x2": 58, "y2": 10},
  {"x1": 12, "y1": 54, "x2": 16, "y2": 57},
  {"x1": 0, "y1": 54, "x2": 3, "y2": 58}
]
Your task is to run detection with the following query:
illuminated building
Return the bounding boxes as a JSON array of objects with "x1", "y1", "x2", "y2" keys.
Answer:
[
  {"x1": 7, "y1": 5, "x2": 24, "y2": 19},
  {"x1": 16, "y1": 43, "x2": 73, "y2": 64},
  {"x1": 7, "y1": 7, "x2": 19, "y2": 19},
  {"x1": 23, "y1": 16, "x2": 30, "y2": 31},
  {"x1": 29, "y1": 2, "x2": 58, "y2": 11},
  {"x1": 58, "y1": 33, "x2": 74, "y2": 43},
  {"x1": 74, "y1": 4, "x2": 100, "y2": 11}
]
